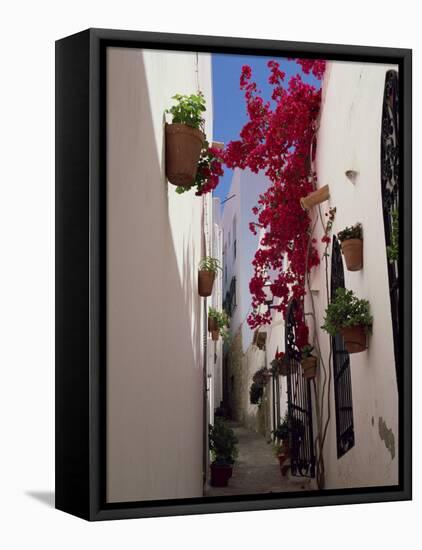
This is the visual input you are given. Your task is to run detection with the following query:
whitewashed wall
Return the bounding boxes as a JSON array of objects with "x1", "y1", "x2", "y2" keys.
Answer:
[
  {"x1": 307, "y1": 60, "x2": 399, "y2": 488},
  {"x1": 106, "y1": 47, "x2": 214, "y2": 502}
]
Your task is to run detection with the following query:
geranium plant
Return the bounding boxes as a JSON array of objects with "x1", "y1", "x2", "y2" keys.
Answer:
[{"x1": 166, "y1": 92, "x2": 206, "y2": 130}]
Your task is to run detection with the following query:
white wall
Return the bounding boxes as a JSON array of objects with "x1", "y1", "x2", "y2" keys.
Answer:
[
  {"x1": 222, "y1": 168, "x2": 271, "y2": 350},
  {"x1": 106, "y1": 47, "x2": 214, "y2": 502},
  {"x1": 307, "y1": 60, "x2": 399, "y2": 488}
]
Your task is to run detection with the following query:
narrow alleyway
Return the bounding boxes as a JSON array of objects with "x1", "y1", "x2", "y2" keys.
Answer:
[{"x1": 205, "y1": 422, "x2": 314, "y2": 497}]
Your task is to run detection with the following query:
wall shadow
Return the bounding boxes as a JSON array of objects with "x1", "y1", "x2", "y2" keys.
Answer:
[{"x1": 106, "y1": 47, "x2": 204, "y2": 503}]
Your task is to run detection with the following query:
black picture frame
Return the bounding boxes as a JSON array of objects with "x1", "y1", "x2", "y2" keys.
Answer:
[{"x1": 55, "y1": 28, "x2": 412, "y2": 521}]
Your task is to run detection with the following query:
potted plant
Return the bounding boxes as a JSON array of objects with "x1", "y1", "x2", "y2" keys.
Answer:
[
  {"x1": 301, "y1": 345, "x2": 318, "y2": 379},
  {"x1": 270, "y1": 351, "x2": 294, "y2": 377},
  {"x1": 208, "y1": 307, "x2": 219, "y2": 333},
  {"x1": 300, "y1": 184, "x2": 330, "y2": 210},
  {"x1": 209, "y1": 418, "x2": 238, "y2": 487},
  {"x1": 252, "y1": 366, "x2": 271, "y2": 386},
  {"x1": 208, "y1": 309, "x2": 230, "y2": 342},
  {"x1": 338, "y1": 223, "x2": 363, "y2": 271},
  {"x1": 165, "y1": 92, "x2": 206, "y2": 187},
  {"x1": 249, "y1": 381, "x2": 264, "y2": 405},
  {"x1": 274, "y1": 413, "x2": 305, "y2": 459},
  {"x1": 198, "y1": 256, "x2": 221, "y2": 297},
  {"x1": 321, "y1": 288, "x2": 373, "y2": 354},
  {"x1": 273, "y1": 441, "x2": 289, "y2": 474}
]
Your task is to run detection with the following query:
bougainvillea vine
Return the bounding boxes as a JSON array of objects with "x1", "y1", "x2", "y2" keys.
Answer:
[{"x1": 217, "y1": 58, "x2": 326, "y2": 347}]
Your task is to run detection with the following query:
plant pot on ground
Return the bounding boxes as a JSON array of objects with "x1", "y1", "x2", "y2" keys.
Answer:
[
  {"x1": 209, "y1": 419, "x2": 238, "y2": 487},
  {"x1": 300, "y1": 345, "x2": 318, "y2": 379},
  {"x1": 338, "y1": 223, "x2": 363, "y2": 271},
  {"x1": 321, "y1": 288, "x2": 373, "y2": 354},
  {"x1": 300, "y1": 184, "x2": 330, "y2": 210},
  {"x1": 198, "y1": 257, "x2": 221, "y2": 297},
  {"x1": 165, "y1": 93, "x2": 206, "y2": 187},
  {"x1": 210, "y1": 462, "x2": 232, "y2": 487}
]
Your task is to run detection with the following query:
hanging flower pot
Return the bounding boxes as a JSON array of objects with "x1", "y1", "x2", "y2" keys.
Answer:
[
  {"x1": 300, "y1": 184, "x2": 330, "y2": 210},
  {"x1": 165, "y1": 123, "x2": 205, "y2": 187},
  {"x1": 301, "y1": 356, "x2": 318, "y2": 379},
  {"x1": 338, "y1": 223, "x2": 363, "y2": 271},
  {"x1": 198, "y1": 270, "x2": 215, "y2": 297},
  {"x1": 340, "y1": 325, "x2": 367, "y2": 354},
  {"x1": 211, "y1": 330, "x2": 220, "y2": 341},
  {"x1": 322, "y1": 288, "x2": 372, "y2": 354},
  {"x1": 198, "y1": 257, "x2": 221, "y2": 297},
  {"x1": 341, "y1": 239, "x2": 363, "y2": 271},
  {"x1": 208, "y1": 315, "x2": 218, "y2": 333}
]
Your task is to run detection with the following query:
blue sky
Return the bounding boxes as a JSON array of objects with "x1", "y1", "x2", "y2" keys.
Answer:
[{"x1": 211, "y1": 54, "x2": 320, "y2": 204}]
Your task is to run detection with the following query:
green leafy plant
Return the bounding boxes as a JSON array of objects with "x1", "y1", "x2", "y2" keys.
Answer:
[
  {"x1": 301, "y1": 344, "x2": 315, "y2": 359},
  {"x1": 209, "y1": 418, "x2": 238, "y2": 465},
  {"x1": 337, "y1": 223, "x2": 363, "y2": 242},
  {"x1": 166, "y1": 92, "x2": 206, "y2": 130},
  {"x1": 249, "y1": 382, "x2": 264, "y2": 405},
  {"x1": 387, "y1": 209, "x2": 399, "y2": 263},
  {"x1": 208, "y1": 307, "x2": 230, "y2": 342},
  {"x1": 321, "y1": 288, "x2": 373, "y2": 337},
  {"x1": 199, "y1": 256, "x2": 222, "y2": 273},
  {"x1": 273, "y1": 412, "x2": 305, "y2": 442}
]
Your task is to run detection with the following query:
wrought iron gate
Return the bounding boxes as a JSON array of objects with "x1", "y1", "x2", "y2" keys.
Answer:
[
  {"x1": 285, "y1": 299, "x2": 315, "y2": 478},
  {"x1": 381, "y1": 69, "x2": 399, "y2": 385},
  {"x1": 331, "y1": 237, "x2": 355, "y2": 457}
]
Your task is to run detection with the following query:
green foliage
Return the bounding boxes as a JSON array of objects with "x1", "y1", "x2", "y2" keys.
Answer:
[
  {"x1": 337, "y1": 222, "x2": 363, "y2": 242},
  {"x1": 209, "y1": 307, "x2": 230, "y2": 342},
  {"x1": 209, "y1": 418, "x2": 238, "y2": 464},
  {"x1": 249, "y1": 382, "x2": 264, "y2": 405},
  {"x1": 199, "y1": 256, "x2": 222, "y2": 273},
  {"x1": 387, "y1": 209, "x2": 399, "y2": 263},
  {"x1": 321, "y1": 288, "x2": 373, "y2": 337},
  {"x1": 273, "y1": 412, "x2": 305, "y2": 441},
  {"x1": 301, "y1": 344, "x2": 314, "y2": 358},
  {"x1": 166, "y1": 92, "x2": 206, "y2": 130}
]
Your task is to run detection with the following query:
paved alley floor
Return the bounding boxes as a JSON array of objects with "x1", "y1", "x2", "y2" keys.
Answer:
[{"x1": 205, "y1": 422, "x2": 314, "y2": 497}]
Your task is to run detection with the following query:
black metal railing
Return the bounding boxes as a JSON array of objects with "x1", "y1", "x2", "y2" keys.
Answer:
[
  {"x1": 381, "y1": 69, "x2": 399, "y2": 385},
  {"x1": 331, "y1": 237, "x2": 355, "y2": 457},
  {"x1": 285, "y1": 299, "x2": 315, "y2": 477}
]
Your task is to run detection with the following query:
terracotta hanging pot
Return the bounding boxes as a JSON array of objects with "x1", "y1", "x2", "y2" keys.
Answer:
[
  {"x1": 208, "y1": 316, "x2": 218, "y2": 332},
  {"x1": 340, "y1": 325, "x2": 367, "y2": 354},
  {"x1": 165, "y1": 123, "x2": 205, "y2": 187},
  {"x1": 211, "y1": 330, "x2": 220, "y2": 341},
  {"x1": 278, "y1": 360, "x2": 298, "y2": 377},
  {"x1": 198, "y1": 270, "x2": 215, "y2": 297},
  {"x1": 300, "y1": 184, "x2": 330, "y2": 210},
  {"x1": 341, "y1": 238, "x2": 363, "y2": 271},
  {"x1": 301, "y1": 356, "x2": 318, "y2": 379}
]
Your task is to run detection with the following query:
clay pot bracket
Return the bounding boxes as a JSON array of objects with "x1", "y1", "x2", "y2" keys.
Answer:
[{"x1": 300, "y1": 184, "x2": 330, "y2": 210}]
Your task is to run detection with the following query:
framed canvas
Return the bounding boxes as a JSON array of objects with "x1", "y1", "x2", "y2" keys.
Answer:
[{"x1": 55, "y1": 28, "x2": 412, "y2": 521}]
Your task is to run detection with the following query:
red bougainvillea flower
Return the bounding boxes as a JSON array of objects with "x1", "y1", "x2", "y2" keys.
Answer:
[{"x1": 219, "y1": 58, "x2": 326, "y2": 336}]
